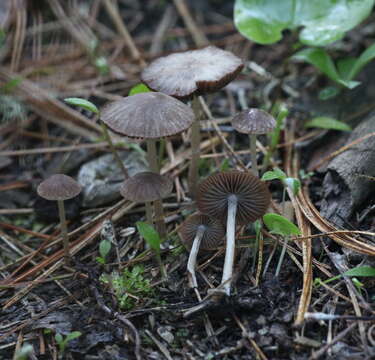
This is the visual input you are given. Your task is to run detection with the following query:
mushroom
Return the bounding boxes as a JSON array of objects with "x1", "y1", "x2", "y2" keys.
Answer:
[
  {"x1": 101, "y1": 92, "x2": 194, "y2": 238},
  {"x1": 120, "y1": 171, "x2": 173, "y2": 226},
  {"x1": 196, "y1": 171, "x2": 271, "y2": 295},
  {"x1": 141, "y1": 46, "x2": 243, "y2": 195},
  {"x1": 232, "y1": 109, "x2": 276, "y2": 177},
  {"x1": 37, "y1": 174, "x2": 82, "y2": 265},
  {"x1": 179, "y1": 213, "x2": 225, "y2": 290}
]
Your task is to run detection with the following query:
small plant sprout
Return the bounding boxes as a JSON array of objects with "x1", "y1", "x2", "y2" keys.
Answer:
[
  {"x1": 197, "y1": 171, "x2": 271, "y2": 295},
  {"x1": 64, "y1": 97, "x2": 129, "y2": 179},
  {"x1": 179, "y1": 214, "x2": 225, "y2": 292},
  {"x1": 55, "y1": 331, "x2": 81, "y2": 358},
  {"x1": 37, "y1": 174, "x2": 82, "y2": 266},
  {"x1": 261, "y1": 168, "x2": 301, "y2": 213},
  {"x1": 263, "y1": 213, "x2": 301, "y2": 277},
  {"x1": 136, "y1": 221, "x2": 166, "y2": 279},
  {"x1": 141, "y1": 46, "x2": 243, "y2": 195},
  {"x1": 120, "y1": 172, "x2": 173, "y2": 227},
  {"x1": 15, "y1": 344, "x2": 33, "y2": 360},
  {"x1": 101, "y1": 92, "x2": 194, "y2": 238},
  {"x1": 232, "y1": 108, "x2": 276, "y2": 177}
]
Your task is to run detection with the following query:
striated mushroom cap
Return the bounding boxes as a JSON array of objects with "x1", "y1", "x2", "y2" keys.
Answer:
[
  {"x1": 196, "y1": 171, "x2": 271, "y2": 225},
  {"x1": 37, "y1": 174, "x2": 82, "y2": 201},
  {"x1": 101, "y1": 92, "x2": 194, "y2": 139},
  {"x1": 179, "y1": 213, "x2": 225, "y2": 251},
  {"x1": 141, "y1": 46, "x2": 244, "y2": 99},
  {"x1": 232, "y1": 108, "x2": 276, "y2": 135},
  {"x1": 120, "y1": 171, "x2": 173, "y2": 202}
]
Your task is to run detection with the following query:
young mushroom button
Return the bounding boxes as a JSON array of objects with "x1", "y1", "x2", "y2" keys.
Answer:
[
  {"x1": 179, "y1": 214, "x2": 225, "y2": 290},
  {"x1": 232, "y1": 109, "x2": 276, "y2": 177},
  {"x1": 37, "y1": 174, "x2": 82, "y2": 266},
  {"x1": 141, "y1": 46, "x2": 244, "y2": 195},
  {"x1": 197, "y1": 171, "x2": 271, "y2": 295}
]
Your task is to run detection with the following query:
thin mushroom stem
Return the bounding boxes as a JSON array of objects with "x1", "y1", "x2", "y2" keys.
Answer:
[
  {"x1": 57, "y1": 199, "x2": 70, "y2": 266},
  {"x1": 275, "y1": 235, "x2": 289, "y2": 277},
  {"x1": 188, "y1": 96, "x2": 201, "y2": 197},
  {"x1": 249, "y1": 134, "x2": 259, "y2": 177},
  {"x1": 187, "y1": 225, "x2": 205, "y2": 289},
  {"x1": 100, "y1": 121, "x2": 129, "y2": 179},
  {"x1": 221, "y1": 194, "x2": 238, "y2": 295},
  {"x1": 145, "y1": 201, "x2": 153, "y2": 225},
  {"x1": 147, "y1": 139, "x2": 167, "y2": 240}
]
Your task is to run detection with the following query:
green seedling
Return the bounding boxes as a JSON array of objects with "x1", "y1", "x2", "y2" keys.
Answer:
[
  {"x1": 64, "y1": 97, "x2": 129, "y2": 179},
  {"x1": 102, "y1": 265, "x2": 154, "y2": 310},
  {"x1": 305, "y1": 116, "x2": 352, "y2": 132},
  {"x1": 96, "y1": 239, "x2": 112, "y2": 265},
  {"x1": 129, "y1": 83, "x2": 151, "y2": 96},
  {"x1": 315, "y1": 266, "x2": 375, "y2": 287},
  {"x1": 263, "y1": 213, "x2": 301, "y2": 277},
  {"x1": 136, "y1": 221, "x2": 166, "y2": 279},
  {"x1": 14, "y1": 344, "x2": 33, "y2": 360},
  {"x1": 55, "y1": 331, "x2": 81, "y2": 358}
]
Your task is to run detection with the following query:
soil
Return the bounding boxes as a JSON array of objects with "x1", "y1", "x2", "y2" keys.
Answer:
[{"x1": 0, "y1": 1, "x2": 374, "y2": 360}]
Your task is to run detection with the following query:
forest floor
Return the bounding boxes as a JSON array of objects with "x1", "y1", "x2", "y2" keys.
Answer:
[{"x1": 0, "y1": 1, "x2": 374, "y2": 359}]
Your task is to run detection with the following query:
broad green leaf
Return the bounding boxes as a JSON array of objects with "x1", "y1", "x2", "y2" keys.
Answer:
[
  {"x1": 99, "y1": 239, "x2": 111, "y2": 259},
  {"x1": 337, "y1": 57, "x2": 357, "y2": 81},
  {"x1": 55, "y1": 333, "x2": 63, "y2": 344},
  {"x1": 292, "y1": 48, "x2": 360, "y2": 89},
  {"x1": 347, "y1": 43, "x2": 375, "y2": 80},
  {"x1": 136, "y1": 221, "x2": 161, "y2": 253},
  {"x1": 283, "y1": 177, "x2": 301, "y2": 196},
  {"x1": 65, "y1": 331, "x2": 81, "y2": 342},
  {"x1": 64, "y1": 97, "x2": 99, "y2": 114},
  {"x1": 129, "y1": 83, "x2": 151, "y2": 96},
  {"x1": 343, "y1": 266, "x2": 375, "y2": 277},
  {"x1": 234, "y1": 0, "x2": 374, "y2": 46},
  {"x1": 261, "y1": 168, "x2": 286, "y2": 181},
  {"x1": 305, "y1": 117, "x2": 351, "y2": 132},
  {"x1": 318, "y1": 86, "x2": 341, "y2": 100},
  {"x1": 263, "y1": 213, "x2": 301, "y2": 236}
]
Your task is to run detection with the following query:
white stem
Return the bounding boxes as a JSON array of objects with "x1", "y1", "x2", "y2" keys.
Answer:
[
  {"x1": 221, "y1": 194, "x2": 237, "y2": 295},
  {"x1": 250, "y1": 134, "x2": 258, "y2": 177},
  {"x1": 187, "y1": 225, "x2": 205, "y2": 289}
]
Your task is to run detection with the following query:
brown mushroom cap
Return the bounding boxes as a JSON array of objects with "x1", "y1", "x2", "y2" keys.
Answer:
[
  {"x1": 141, "y1": 46, "x2": 244, "y2": 99},
  {"x1": 179, "y1": 213, "x2": 225, "y2": 251},
  {"x1": 196, "y1": 171, "x2": 271, "y2": 225},
  {"x1": 37, "y1": 174, "x2": 82, "y2": 201},
  {"x1": 101, "y1": 92, "x2": 194, "y2": 139},
  {"x1": 232, "y1": 108, "x2": 276, "y2": 135},
  {"x1": 120, "y1": 171, "x2": 173, "y2": 202}
]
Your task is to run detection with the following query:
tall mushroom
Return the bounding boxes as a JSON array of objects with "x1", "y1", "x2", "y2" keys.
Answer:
[
  {"x1": 179, "y1": 214, "x2": 225, "y2": 290},
  {"x1": 197, "y1": 171, "x2": 271, "y2": 295},
  {"x1": 101, "y1": 92, "x2": 194, "y2": 238},
  {"x1": 232, "y1": 109, "x2": 276, "y2": 177},
  {"x1": 141, "y1": 46, "x2": 243, "y2": 195},
  {"x1": 37, "y1": 174, "x2": 82, "y2": 266},
  {"x1": 120, "y1": 171, "x2": 173, "y2": 226}
]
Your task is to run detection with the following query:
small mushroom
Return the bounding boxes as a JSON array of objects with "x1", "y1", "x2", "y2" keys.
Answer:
[
  {"x1": 37, "y1": 174, "x2": 82, "y2": 265},
  {"x1": 179, "y1": 214, "x2": 225, "y2": 290},
  {"x1": 101, "y1": 92, "x2": 194, "y2": 238},
  {"x1": 232, "y1": 109, "x2": 276, "y2": 177},
  {"x1": 120, "y1": 171, "x2": 173, "y2": 226},
  {"x1": 141, "y1": 46, "x2": 243, "y2": 195},
  {"x1": 197, "y1": 171, "x2": 271, "y2": 295}
]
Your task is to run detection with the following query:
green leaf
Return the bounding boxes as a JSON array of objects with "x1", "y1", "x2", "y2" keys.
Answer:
[
  {"x1": 261, "y1": 168, "x2": 286, "y2": 181},
  {"x1": 65, "y1": 331, "x2": 82, "y2": 342},
  {"x1": 342, "y1": 266, "x2": 375, "y2": 277},
  {"x1": 318, "y1": 86, "x2": 341, "y2": 100},
  {"x1": 305, "y1": 117, "x2": 351, "y2": 132},
  {"x1": 129, "y1": 83, "x2": 151, "y2": 96},
  {"x1": 263, "y1": 213, "x2": 301, "y2": 237},
  {"x1": 254, "y1": 219, "x2": 262, "y2": 237},
  {"x1": 96, "y1": 257, "x2": 105, "y2": 264},
  {"x1": 64, "y1": 97, "x2": 99, "y2": 114},
  {"x1": 347, "y1": 43, "x2": 375, "y2": 80},
  {"x1": 136, "y1": 221, "x2": 161, "y2": 253},
  {"x1": 283, "y1": 177, "x2": 301, "y2": 196},
  {"x1": 337, "y1": 57, "x2": 357, "y2": 81},
  {"x1": 55, "y1": 333, "x2": 63, "y2": 344},
  {"x1": 99, "y1": 239, "x2": 111, "y2": 259},
  {"x1": 292, "y1": 48, "x2": 360, "y2": 89},
  {"x1": 234, "y1": 0, "x2": 374, "y2": 46}
]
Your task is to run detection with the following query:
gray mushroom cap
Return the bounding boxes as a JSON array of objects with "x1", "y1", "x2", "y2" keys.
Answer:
[
  {"x1": 232, "y1": 108, "x2": 276, "y2": 135},
  {"x1": 37, "y1": 174, "x2": 82, "y2": 201},
  {"x1": 120, "y1": 171, "x2": 173, "y2": 202},
  {"x1": 141, "y1": 46, "x2": 244, "y2": 99},
  {"x1": 101, "y1": 92, "x2": 194, "y2": 139}
]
